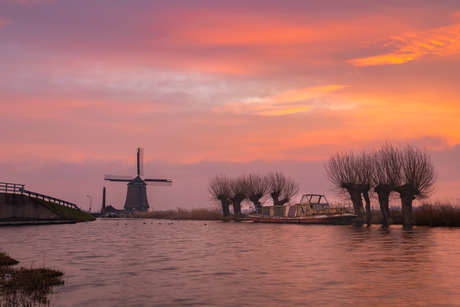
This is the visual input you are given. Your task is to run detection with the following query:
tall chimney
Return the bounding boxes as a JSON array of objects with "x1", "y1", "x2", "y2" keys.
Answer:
[{"x1": 102, "y1": 187, "x2": 106, "y2": 212}]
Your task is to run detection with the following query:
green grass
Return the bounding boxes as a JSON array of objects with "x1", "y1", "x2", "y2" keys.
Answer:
[
  {"x1": 34, "y1": 198, "x2": 96, "y2": 222},
  {"x1": 133, "y1": 207, "x2": 223, "y2": 220}
]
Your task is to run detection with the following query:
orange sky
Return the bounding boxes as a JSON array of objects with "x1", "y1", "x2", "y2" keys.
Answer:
[{"x1": 1, "y1": 0, "x2": 460, "y2": 209}]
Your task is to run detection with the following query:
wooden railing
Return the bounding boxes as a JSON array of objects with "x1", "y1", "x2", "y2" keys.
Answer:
[
  {"x1": 0, "y1": 182, "x2": 80, "y2": 210},
  {"x1": 0, "y1": 182, "x2": 24, "y2": 194}
]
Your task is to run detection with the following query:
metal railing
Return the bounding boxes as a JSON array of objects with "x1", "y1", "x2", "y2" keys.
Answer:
[{"x1": 0, "y1": 182, "x2": 80, "y2": 210}]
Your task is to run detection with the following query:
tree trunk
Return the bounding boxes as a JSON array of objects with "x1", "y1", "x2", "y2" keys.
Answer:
[
  {"x1": 347, "y1": 188, "x2": 364, "y2": 218},
  {"x1": 249, "y1": 195, "x2": 263, "y2": 214},
  {"x1": 375, "y1": 185, "x2": 392, "y2": 225},
  {"x1": 231, "y1": 193, "x2": 245, "y2": 222},
  {"x1": 400, "y1": 192, "x2": 415, "y2": 227},
  {"x1": 396, "y1": 185, "x2": 416, "y2": 227},
  {"x1": 271, "y1": 192, "x2": 281, "y2": 206},
  {"x1": 232, "y1": 201, "x2": 242, "y2": 221},
  {"x1": 218, "y1": 196, "x2": 231, "y2": 221},
  {"x1": 362, "y1": 190, "x2": 371, "y2": 225}
]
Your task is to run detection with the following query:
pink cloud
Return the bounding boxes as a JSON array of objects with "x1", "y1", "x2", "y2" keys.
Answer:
[
  {"x1": 1, "y1": 0, "x2": 460, "y2": 206},
  {"x1": 349, "y1": 22, "x2": 460, "y2": 66},
  {"x1": 214, "y1": 85, "x2": 349, "y2": 116}
]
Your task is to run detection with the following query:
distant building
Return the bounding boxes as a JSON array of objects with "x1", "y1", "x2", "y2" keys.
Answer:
[
  {"x1": 100, "y1": 187, "x2": 123, "y2": 215},
  {"x1": 102, "y1": 205, "x2": 124, "y2": 215}
]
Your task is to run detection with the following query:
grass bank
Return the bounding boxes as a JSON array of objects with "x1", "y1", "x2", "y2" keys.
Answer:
[
  {"x1": 0, "y1": 252, "x2": 18, "y2": 266},
  {"x1": 35, "y1": 198, "x2": 96, "y2": 222},
  {"x1": 366, "y1": 201, "x2": 460, "y2": 227},
  {"x1": 133, "y1": 208, "x2": 223, "y2": 220},
  {"x1": 0, "y1": 251, "x2": 64, "y2": 306}
]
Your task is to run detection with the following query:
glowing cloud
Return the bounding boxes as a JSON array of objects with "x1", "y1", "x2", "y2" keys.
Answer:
[
  {"x1": 214, "y1": 85, "x2": 349, "y2": 116},
  {"x1": 349, "y1": 23, "x2": 460, "y2": 66}
]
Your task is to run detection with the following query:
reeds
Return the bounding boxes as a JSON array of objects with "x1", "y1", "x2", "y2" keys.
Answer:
[
  {"x1": 0, "y1": 252, "x2": 64, "y2": 307},
  {"x1": 133, "y1": 207, "x2": 223, "y2": 220},
  {"x1": 413, "y1": 201, "x2": 460, "y2": 227},
  {"x1": 356, "y1": 201, "x2": 460, "y2": 227}
]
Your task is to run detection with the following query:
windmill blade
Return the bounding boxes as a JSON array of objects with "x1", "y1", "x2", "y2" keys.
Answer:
[
  {"x1": 137, "y1": 148, "x2": 144, "y2": 177},
  {"x1": 144, "y1": 178, "x2": 172, "y2": 186},
  {"x1": 104, "y1": 174, "x2": 134, "y2": 182}
]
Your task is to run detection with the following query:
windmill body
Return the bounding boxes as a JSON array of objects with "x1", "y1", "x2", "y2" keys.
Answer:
[
  {"x1": 105, "y1": 148, "x2": 172, "y2": 213},
  {"x1": 124, "y1": 176, "x2": 149, "y2": 213}
]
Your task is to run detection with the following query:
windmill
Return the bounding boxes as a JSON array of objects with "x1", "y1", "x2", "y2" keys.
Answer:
[{"x1": 104, "y1": 148, "x2": 172, "y2": 213}]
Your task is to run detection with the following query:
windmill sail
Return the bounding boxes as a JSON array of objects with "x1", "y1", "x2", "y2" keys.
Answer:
[
  {"x1": 137, "y1": 148, "x2": 144, "y2": 177},
  {"x1": 144, "y1": 178, "x2": 172, "y2": 186},
  {"x1": 104, "y1": 174, "x2": 134, "y2": 181}
]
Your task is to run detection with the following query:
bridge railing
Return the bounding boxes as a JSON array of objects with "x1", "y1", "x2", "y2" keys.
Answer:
[
  {"x1": 0, "y1": 182, "x2": 80, "y2": 211},
  {"x1": 0, "y1": 182, "x2": 25, "y2": 194}
]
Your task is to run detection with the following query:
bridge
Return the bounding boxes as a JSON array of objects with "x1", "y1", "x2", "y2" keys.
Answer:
[
  {"x1": 0, "y1": 182, "x2": 80, "y2": 210},
  {"x1": 0, "y1": 181, "x2": 90, "y2": 226}
]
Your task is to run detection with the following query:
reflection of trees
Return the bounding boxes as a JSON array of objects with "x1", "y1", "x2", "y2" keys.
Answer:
[
  {"x1": 345, "y1": 227, "x2": 432, "y2": 268},
  {"x1": 340, "y1": 226, "x2": 435, "y2": 304}
]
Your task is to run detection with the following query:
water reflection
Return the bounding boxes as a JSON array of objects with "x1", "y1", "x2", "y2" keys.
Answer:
[{"x1": 1, "y1": 221, "x2": 460, "y2": 306}]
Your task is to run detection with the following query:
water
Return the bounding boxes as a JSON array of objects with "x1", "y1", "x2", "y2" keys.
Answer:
[{"x1": 1, "y1": 219, "x2": 460, "y2": 306}]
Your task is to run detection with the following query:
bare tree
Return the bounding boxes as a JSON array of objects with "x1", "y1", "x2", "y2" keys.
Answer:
[
  {"x1": 229, "y1": 175, "x2": 247, "y2": 221},
  {"x1": 325, "y1": 152, "x2": 365, "y2": 218},
  {"x1": 396, "y1": 145, "x2": 437, "y2": 226},
  {"x1": 243, "y1": 173, "x2": 268, "y2": 213},
  {"x1": 372, "y1": 144, "x2": 401, "y2": 225},
  {"x1": 208, "y1": 175, "x2": 232, "y2": 220},
  {"x1": 355, "y1": 151, "x2": 374, "y2": 225},
  {"x1": 267, "y1": 171, "x2": 299, "y2": 206}
]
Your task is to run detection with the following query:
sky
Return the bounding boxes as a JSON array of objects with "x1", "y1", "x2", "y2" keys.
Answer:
[{"x1": 1, "y1": 0, "x2": 460, "y2": 211}]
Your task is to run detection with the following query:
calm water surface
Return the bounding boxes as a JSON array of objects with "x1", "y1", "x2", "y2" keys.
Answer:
[{"x1": 1, "y1": 219, "x2": 460, "y2": 306}]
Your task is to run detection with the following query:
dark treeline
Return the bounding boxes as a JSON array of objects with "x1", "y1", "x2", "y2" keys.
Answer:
[
  {"x1": 325, "y1": 143, "x2": 437, "y2": 227},
  {"x1": 208, "y1": 171, "x2": 299, "y2": 221}
]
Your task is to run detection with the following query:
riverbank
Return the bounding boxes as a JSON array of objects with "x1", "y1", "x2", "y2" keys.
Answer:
[
  {"x1": 0, "y1": 250, "x2": 65, "y2": 306},
  {"x1": 0, "y1": 251, "x2": 18, "y2": 266},
  {"x1": 361, "y1": 201, "x2": 460, "y2": 227},
  {"x1": 133, "y1": 207, "x2": 223, "y2": 220},
  {"x1": 132, "y1": 203, "x2": 460, "y2": 225},
  {"x1": 0, "y1": 193, "x2": 95, "y2": 226}
]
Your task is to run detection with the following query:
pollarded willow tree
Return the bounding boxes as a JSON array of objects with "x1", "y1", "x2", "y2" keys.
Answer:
[
  {"x1": 229, "y1": 175, "x2": 247, "y2": 221},
  {"x1": 371, "y1": 144, "x2": 401, "y2": 225},
  {"x1": 267, "y1": 171, "x2": 299, "y2": 207},
  {"x1": 324, "y1": 152, "x2": 365, "y2": 219},
  {"x1": 396, "y1": 145, "x2": 437, "y2": 226},
  {"x1": 325, "y1": 143, "x2": 437, "y2": 226},
  {"x1": 208, "y1": 174, "x2": 232, "y2": 220},
  {"x1": 355, "y1": 151, "x2": 374, "y2": 224},
  {"x1": 242, "y1": 173, "x2": 268, "y2": 214}
]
